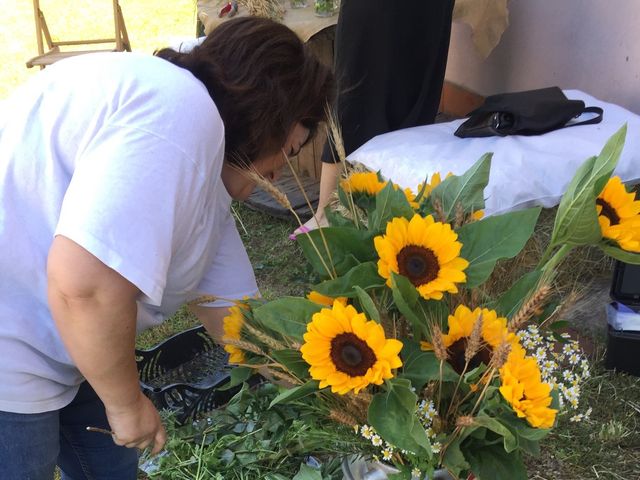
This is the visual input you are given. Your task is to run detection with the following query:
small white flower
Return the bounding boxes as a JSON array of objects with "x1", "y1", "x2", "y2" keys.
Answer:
[
  {"x1": 371, "y1": 434, "x2": 383, "y2": 447},
  {"x1": 411, "y1": 468, "x2": 422, "y2": 478},
  {"x1": 382, "y1": 447, "x2": 393, "y2": 461},
  {"x1": 431, "y1": 441, "x2": 442, "y2": 454},
  {"x1": 361, "y1": 425, "x2": 374, "y2": 439}
]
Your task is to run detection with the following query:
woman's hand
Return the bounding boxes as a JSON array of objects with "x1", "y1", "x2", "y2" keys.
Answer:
[{"x1": 106, "y1": 393, "x2": 167, "y2": 454}]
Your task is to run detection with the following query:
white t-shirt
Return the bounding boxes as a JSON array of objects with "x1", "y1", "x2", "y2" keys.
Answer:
[{"x1": 0, "y1": 52, "x2": 259, "y2": 414}]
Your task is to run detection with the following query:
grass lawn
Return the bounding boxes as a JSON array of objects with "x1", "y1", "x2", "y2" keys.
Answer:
[{"x1": 3, "y1": 4, "x2": 640, "y2": 478}]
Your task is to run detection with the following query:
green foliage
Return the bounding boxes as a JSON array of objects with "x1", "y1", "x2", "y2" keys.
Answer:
[
  {"x1": 369, "y1": 182, "x2": 415, "y2": 232},
  {"x1": 269, "y1": 381, "x2": 320, "y2": 408},
  {"x1": 550, "y1": 124, "x2": 627, "y2": 248},
  {"x1": 145, "y1": 384, "x2": 365, "y2": 479},
  {"x1": 458, "y1": 207, "x2": 541, "y2": 288},
  {"x1": 297, "y1": 227, "x2": 377, "y2": 278},
  {"x1": 368, "y1": 379, "x2": 433, "y2": 459},
  {"x1": 353, "y1": 286, "x2": 381, "y2": 322},
  {"x1": 390, "y1": 272, "x2": 426, "y2": 338},
  {"x1": 493, "y1": 270, "x2": 543, "y2": 318},
  {"x1": 271, "y1": 349, "x2": 310, "y2": 379},
  {"x1": 313, "y1": 262, "x2": 385, "y2": 297},
  {"x1": 253, "y1": 297, "x2": 321, "y2": 342},
  {"x1": 399, "y1": 339, "x2": 458, "y2": 390},
  {"x1": 600, "y1": 242, "x2": 640, "y2": 264},
  {"x1": 427, "y1": 153, "x2": 492, "y2": 222}
]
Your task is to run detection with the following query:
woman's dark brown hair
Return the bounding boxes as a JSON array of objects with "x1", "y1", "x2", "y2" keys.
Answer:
[{"x1": 156, "y1": 17, "x2": 335, "y2": 165}]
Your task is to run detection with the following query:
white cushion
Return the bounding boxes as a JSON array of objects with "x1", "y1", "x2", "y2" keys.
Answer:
[{"x1": 349, "y1": 90, "x2": 640, "y2": 215}]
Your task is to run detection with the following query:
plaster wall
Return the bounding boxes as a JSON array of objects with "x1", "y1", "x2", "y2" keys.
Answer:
[{"x1": 445, "y1": 0, "x2": 640, "y2": 113}]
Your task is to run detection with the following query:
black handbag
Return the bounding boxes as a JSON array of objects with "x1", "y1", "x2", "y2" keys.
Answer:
[{"x1": 454, "y1": 87, "x2": 603, "y2": 138}]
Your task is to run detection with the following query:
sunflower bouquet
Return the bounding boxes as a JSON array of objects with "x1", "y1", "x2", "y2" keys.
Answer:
[{"x1": 219, "y1": 125, "x2": 640, "y2": 479}]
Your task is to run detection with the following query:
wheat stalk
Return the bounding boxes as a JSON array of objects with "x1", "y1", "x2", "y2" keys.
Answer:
[
  {"x1": 329, "y1": 409, "x2": 359, "y2": 427},
  {"x1": 508, "y1": 283, "x2": 552, "y2": 332},
  {"x1": 325, "y1": 106, "x2": 362, "y2": 229},
  {"x1": 490, "y1": 339, "x2": 512, "y2": 369},
  {"x1": 231, "y1": 160, "x2": 336, "y2": 279},
  {"x1": 432, "y1": 198, "x2": 446, "y2": 223},
  {"x1": 266, "y1": 368, "x2": 302, "y2": 386},
  {"x1": 431, "y1": 323, "x2": 449, "y2": 362},
  {"x1": 222, "y1": 338, "x2": 266, "y2": 356},
  {"x1": 242, "y1": 322, "x2": 287, "y2": 351},
  {"x1": 464, "y1": 313, "x2": 484, "y2": 364},
  {"x1": 281, "y1": 149, "x2": 337, "y2": 279}
]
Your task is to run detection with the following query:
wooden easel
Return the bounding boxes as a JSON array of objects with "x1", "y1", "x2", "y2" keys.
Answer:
[{"x1": 26, "y1": 0, "x2": 131, "y2": 69}]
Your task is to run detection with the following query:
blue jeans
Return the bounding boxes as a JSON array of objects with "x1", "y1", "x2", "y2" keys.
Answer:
[{"x1": 0, "y1": 382, "x2": 139, "y2": 480}]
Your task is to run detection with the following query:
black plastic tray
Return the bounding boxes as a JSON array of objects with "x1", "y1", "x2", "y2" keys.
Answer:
[{"x1": 136, "y1": 325, "x2": 236, "y2": 424}]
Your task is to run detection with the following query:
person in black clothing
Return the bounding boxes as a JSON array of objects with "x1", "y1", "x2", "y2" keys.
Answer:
[{"x1": 294, "y1": 0, "x2": 455, "y2": 235}]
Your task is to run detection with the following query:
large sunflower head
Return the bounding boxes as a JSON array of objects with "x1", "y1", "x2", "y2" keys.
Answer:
[
  {"x1": 596, "y1": 177, "x2": 640, "y2": 252},
  {"x1": 374, "y1": 214, "x2": 469, "y2": 300},
  {"x1": 499, "y1": 344, "x2": 557, "y2": 429},
  {"x1": 422, "y1": 305, "x2": 517, "y2": 374},
  {"x1": 222, "y1": 306, "x2": 246, "y2": 364},
  {"x1": 340, "y1": 172, "x2": 388, "y2": 197},
  {"x1": 300, "y1": 301, "x2": 403, "y2": 394}
]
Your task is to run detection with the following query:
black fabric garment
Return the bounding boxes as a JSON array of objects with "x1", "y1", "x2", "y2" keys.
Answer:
[{"x1": 323, "y1": 0, "x2": 455, "y2": 162}]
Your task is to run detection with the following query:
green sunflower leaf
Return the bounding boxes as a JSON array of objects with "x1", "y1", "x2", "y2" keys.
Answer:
[
  {"x1": 313, "y1": 262, "x2": 385, "y2": 297},
  {"x1": 369, "y1": 182, "x2": 415, "y2": 233},
  {"x1": 429, "y1": 153, "x2": 492, "y2": 222},
  {"x1": 390, "y1": 272, "x2": 427, "y2": 338},
  {"x1": 472, "y1": 414, "x2": 518, "y2": 453},
  {"x1": 550, "y1": 124, "x2": 627, "y2": 248},
  {"x1": 297, "y1": 227, "x2": 377, "y2": 278},
  {"x1": 600, "y1": 242, "x2": 640, "y2": 264},
  {"x1": 353, "y1": 285, "x2": 381, "y2": 322},
  {"x1": 253, "y1": 297, "x2": 322, "y2": 342},
  {"x1": 269, "y1": 380, "x2": 320, "y2": 408},
  {"x1": 493, "y1": 269, "x2": 543, "y2": 318},
  {"x1": 458, "y1": 207, "x2": 541, "y2": 288},
  {"x1": 368, "y1": 378, "x2": 432, "y2": 458},
  {"x1": 216, "y1": 366, "x2": 253, "y2": 391},
  {"x1": 325, "y1": 206, "x2": 355, "y2": 228},
  {"x1": 271, "y1": 349, "x2": 310, "y2": 379},
  {"x1": 399, "y1": 339, "x2": 458, "y2": 390},
  {"x1": 441, "y1": 437, "x2": 471, "y2": 477},
  {"x1": 463, "y1": 441, "x2": 528, "y2": 480}
]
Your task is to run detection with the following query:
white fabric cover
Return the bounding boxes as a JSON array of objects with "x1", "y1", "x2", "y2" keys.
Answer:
[{"x1": 349, "y1": 90, "x2": 640, "y2": 215}]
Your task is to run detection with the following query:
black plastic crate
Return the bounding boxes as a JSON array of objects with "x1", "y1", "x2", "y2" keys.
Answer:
[{"x1": 136, "y1": 325, "x2": 237, "y2": 424}]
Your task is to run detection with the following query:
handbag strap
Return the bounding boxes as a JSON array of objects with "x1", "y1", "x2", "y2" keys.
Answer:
[{"x1": 565, "y1": 106, "x2": 604, "y2": 128}]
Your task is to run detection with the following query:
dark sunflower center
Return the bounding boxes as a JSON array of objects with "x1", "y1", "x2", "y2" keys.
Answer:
[
  {"x1": 397, "y1": 245, "x2": 440, "y2": 286},
  {"x1": 330, "y1": 333, "x2": 377, "y2": 377},
  {"x1": 596, "y1": 198, "x2": 620, "y2": 225},
  {"x1": 447, "y1": 339, "x2": 492, "y2": 375}
]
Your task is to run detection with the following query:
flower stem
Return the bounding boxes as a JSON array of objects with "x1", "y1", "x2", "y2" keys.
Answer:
[{"x1": 540, "y1": 244, "x2": 573, "y2": 274}]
